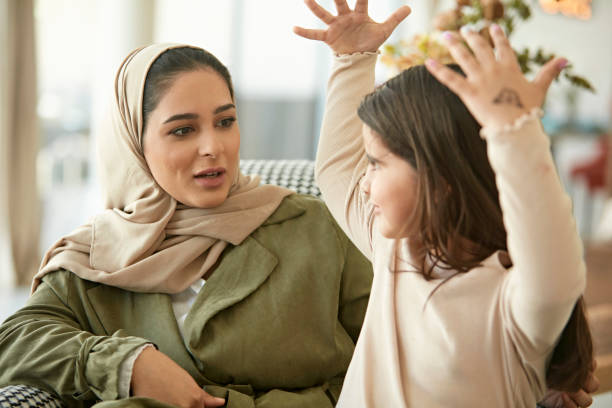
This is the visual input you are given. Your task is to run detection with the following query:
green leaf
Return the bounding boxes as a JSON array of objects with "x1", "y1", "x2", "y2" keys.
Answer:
[{"x1": 564, "y1": 72, "x2": 596, "y2": 92}]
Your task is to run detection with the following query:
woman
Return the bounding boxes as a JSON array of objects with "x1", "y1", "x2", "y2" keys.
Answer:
[
  {"x1": 295, "y1": 0, "x2": 598, "y2": 407},
  {"x1": 0, "y1": 44, "x2": 373, "y2": 407}
]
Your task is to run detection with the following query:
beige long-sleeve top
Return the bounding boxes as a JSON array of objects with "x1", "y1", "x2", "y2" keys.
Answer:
[{"x1": 315, "y1": 52, "x2": 586, "y2": 407}]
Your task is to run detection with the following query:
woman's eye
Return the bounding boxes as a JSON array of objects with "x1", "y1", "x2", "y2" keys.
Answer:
[
  {"x1": 171, "y1": 126, "x2": 193, "y2": 136},
  {"x1": 217, "y1": 117, "x2": 236, "y2": 128}
]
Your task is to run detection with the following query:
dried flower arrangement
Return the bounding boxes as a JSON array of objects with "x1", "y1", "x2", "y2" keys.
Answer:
[{"x1": 381, "y1": 0, "x2": 594, "y2": 91}]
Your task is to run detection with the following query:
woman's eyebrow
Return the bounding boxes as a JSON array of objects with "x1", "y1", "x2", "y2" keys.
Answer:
[
  {"x1": 214, "y1": 103, "x2": 235, "y2": 114},
  {"x1": 162, "y1": 104, "x2": 235, "y2": 124},
  {"x1": 163, "y1": 113, "x2": 198, "y2": 124}
]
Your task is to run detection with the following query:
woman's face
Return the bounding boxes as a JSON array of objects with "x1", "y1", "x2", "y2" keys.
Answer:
[
  {"x1": 143, "y1": 68, "x2": 240, "y2": 209},
  {"x1": 360, "y1": 124, "x2": 418, "y2": 239}
]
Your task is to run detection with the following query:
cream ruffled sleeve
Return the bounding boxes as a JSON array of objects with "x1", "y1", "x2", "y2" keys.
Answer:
[
  {"x1": 315, "y1": 53, "x2": 379, "y2": 260},
  {"x1": 482, "y1": 110, "x2": 586, "y2": 351}
]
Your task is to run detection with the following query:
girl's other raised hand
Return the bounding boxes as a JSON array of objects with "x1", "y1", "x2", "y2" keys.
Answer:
[
  {"x1": 293, "y1": 0, "x2": 411, "y2": 55},
  {"x1": 425, "y1": 24, "x2": 567, "y2": 131}
]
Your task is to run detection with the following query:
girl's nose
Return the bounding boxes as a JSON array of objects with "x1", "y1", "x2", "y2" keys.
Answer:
[{"x1": 360, "y1": 170, "x2": 372, "y2": 195}]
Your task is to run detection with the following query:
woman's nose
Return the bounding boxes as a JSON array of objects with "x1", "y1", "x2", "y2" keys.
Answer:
[{"x1": 197, "y1": 131, "x2": 223, "y2": 158}]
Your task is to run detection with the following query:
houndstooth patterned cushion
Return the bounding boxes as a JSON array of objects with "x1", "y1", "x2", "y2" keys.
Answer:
[
  {"x1": 0, "y1": 160, "x2": 318, "y2": 408},
  {"x1": 240, "y1": 159, "x2": 320, "y2": 197},
  {"x1": 0, "y1": 385, "x2": 63, "y2": 408}
]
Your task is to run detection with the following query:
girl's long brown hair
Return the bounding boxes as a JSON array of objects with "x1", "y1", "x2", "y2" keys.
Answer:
[{"x1": 357, "y1": 64, "x2": 592, "y2": 392}]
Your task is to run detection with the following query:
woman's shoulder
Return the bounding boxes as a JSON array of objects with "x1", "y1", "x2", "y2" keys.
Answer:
[
  {"x1": 259, "y1": 193, "x2": 348, "y2": 243},
  {"x1": 265, "y1": 193, "x2": 335, "y2": 224},
  {"x1": 37, "y1": 268, "x2": 105, "y2": 301},
  {"x1": 41, "y1": 268, "x2": 94, "y2": 288}
]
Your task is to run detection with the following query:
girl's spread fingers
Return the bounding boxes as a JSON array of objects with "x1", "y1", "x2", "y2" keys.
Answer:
[
  {"x1": 303, "y1": 0, "x2": 336, "y2": 24},
  {"x1": 382, "y1": 6, "x2": 412, "y2": 35},
  {"x1": 333, "y1": 0, "x2": 350, "y2": 15},
  {"x1": 442, "y1": 31, "x2": 481, "y2": 78},
  {"x1": 354, "y1": 0, "x2": 368, "y2": 14},
  {"x1": 425, "y1": 58, "x2": 471, "y2": 98},
  {"x1": 489, "y1": 24, "x2": 520, "y2": 68},
  {"x1": 293, "y1": 26, "x2": 327, "y2": 41},
  {"x1": 461, "y1": 27, "x2": 495, "y2": 67},
  {"x1": 533, "y1": 57, "x2": 567, "y2": 94}
]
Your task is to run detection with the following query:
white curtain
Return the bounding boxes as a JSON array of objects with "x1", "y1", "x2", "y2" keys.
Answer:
[{"x1": 0, "y1": 0, "x2": 40, "y2": 287}]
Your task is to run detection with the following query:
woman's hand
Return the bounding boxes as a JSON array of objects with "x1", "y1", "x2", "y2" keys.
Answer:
[
  {"x1": 539, "y1": 362, "x2": 600, "y2": 408},
  {"x1": 131, "y1": 347, "x2": 226, "y2": 408},
  {"x1": 425, "y1": 24, "x2": 567, "y2": 131},
  {"x1": 293, "y1": 0, "x2": 411, "y2": 55}
]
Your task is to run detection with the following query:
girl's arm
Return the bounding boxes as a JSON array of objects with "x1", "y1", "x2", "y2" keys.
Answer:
[
  {"x1": 316, "y1": 53, "x2": 377, "y2": 259},
  {"x1": 294, "y1": 0, "x2": 410, "y2": 259},
  {"x1": 427, "y1": 27, "x2": 585, "y2": 347}
]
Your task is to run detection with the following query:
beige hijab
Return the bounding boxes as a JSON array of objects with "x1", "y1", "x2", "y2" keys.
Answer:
[{"x1": 33, "y1": 44, "x2": 293, "y2": 294}]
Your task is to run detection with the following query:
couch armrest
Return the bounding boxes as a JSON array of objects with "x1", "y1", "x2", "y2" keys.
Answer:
[{"x1": 0, "y1": 385, "x2": 63, "y2": 408}]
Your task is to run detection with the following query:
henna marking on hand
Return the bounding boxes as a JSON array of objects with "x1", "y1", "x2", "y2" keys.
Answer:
[{"x1": 492, "y1": 88, "x2": 524, "y2": 109}]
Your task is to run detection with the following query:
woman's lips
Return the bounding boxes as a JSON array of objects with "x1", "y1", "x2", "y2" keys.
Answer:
[{"x1": 194, "y1": 168, "x2": 226, "y2": 188}]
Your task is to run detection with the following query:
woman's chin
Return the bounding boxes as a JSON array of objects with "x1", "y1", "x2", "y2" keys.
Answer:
[{"x1": 183, "y1": 190, "x2": 231, "y2": 209}]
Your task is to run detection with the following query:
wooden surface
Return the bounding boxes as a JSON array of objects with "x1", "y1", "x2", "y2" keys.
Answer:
[{"x1": 584, "y1": 242, "x2": 612, "y2": 394}]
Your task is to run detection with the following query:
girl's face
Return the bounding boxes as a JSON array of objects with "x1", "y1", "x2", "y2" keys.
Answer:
[
  {"x1": 361, "y1": 124, "x2": 418, "y2": 239},
  {"x1": 143, "y1": 69, "x2": 240, "y2": 209}
]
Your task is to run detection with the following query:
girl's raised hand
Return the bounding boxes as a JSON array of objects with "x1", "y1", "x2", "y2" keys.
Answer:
[
  {"x1": 293, "y1": 0, "x2": 411, "y2": 55},
  {"x1": 425, "y1": 24, "x2": 567, "y2": 131}
]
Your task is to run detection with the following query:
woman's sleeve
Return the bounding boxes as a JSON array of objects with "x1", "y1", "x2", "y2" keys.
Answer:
[
  {"x1": 485, "y1": 110, "x2": 587, "y2": 352},
  {"x1": 315, "y1": 53, "x2": 379, "y2": 260},
  {"x1": 202, "y1": 381, "x2": 343, "y2": 408},
  {"x1": 0, "y1": 271, "x2": 151, "y2": 403}
]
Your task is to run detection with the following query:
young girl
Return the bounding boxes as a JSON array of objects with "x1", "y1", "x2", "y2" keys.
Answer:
[{"x1": 295, "y1": 1, "x2": 594, "y2": 406}]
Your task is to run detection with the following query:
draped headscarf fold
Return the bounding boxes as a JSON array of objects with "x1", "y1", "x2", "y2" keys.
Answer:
[{"x1": 33, "y1": 43, "x2": 292, "y2": 294}]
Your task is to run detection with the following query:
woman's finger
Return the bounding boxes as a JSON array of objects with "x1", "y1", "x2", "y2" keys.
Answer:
[
  {"x1": 460, "y1": 28, "x2": 495, "y2": 67},
  {"x1": 293, "y1": 26, "x2": 327, "y2": 41},
  {"x1": 304, "y1": 0, "x2": 336, "y2": 25},
  {"x1": 202, "y1": 392, "x2": 226, "y2": 408},
  {"x1": 533, "y1": 56, "x2": 567, "y2": 95},
  {"x1": 584, "y1": 367, "x2": 600, "y2": 393},
  {"x1": 354, "y1": 0, "x2": 368, "y2": 14},
  {"x1": 562, "y1": 393, "x2": 579, "y2": 408},
  {"x1": 425, "y1": 58, "x2": 473, "y2": 98},
  {"x1": 381, "y1": 6, "x2": 412, "y2": 36},
  {"x1": 442, "y1": 31, "x2": 482, "y2": 78},
  {"x1": 567, "y1": 389, "x2": 593, "y2": 407},
  {"x1": 333, "y1": 0, "x2": 350, "y2": 15}
]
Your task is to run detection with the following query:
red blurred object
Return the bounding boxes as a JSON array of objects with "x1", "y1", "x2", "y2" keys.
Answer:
[{"x1": 569, "y1": 136, "x2": 610, "y2": 192}]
